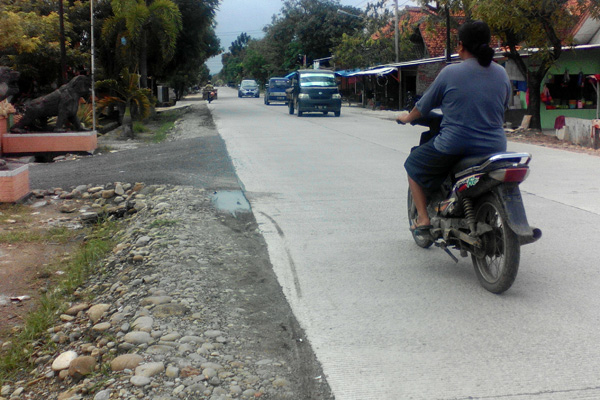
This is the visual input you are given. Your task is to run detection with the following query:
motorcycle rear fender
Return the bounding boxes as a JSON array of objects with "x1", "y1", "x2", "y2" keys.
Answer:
[{"x1": 490, "y1": 184, "x2": 542, "y2": 245}]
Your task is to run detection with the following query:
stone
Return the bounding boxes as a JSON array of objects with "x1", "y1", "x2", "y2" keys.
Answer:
[
  {"x1": 87, "y1": 304, "x2": 110, "y2": 323},
  {"x1": 131, "y1": 316, "x2": 153, "y2": 332},
  {"x1": 135, "y1": 361, "x2": 165, "y2": 377},
  {"x1": 68, "y1": 356, "x2": 96, "y2": 379},
  {"x1": 93, "y1": 389, "x2": 111, "y2": 400},
  {"x1": 123, "y1": 331, "x2": 152, "y2": 345},
  {"x1": 52, "y1": 350, "x2": 78, "y2": 371},
  {"x1": 130, "y1": 375, "x2": 151, "y2": 387},
  {"x1": 140, "y1": 296, "x2": 172, "y2": 306},
  {"x1": 165, "y1": 365, "x2": 179, "y2": 378},
  {"x1": 65, "y1": 303, "x2": 89, "y2": 316},
  {"x1": 92, "y1": 322, "x2": 111, "y2": 332},
  {"x1": 11, "y1": 75, "x2": 90, "y2": 133},
  {"x1": 110, "y1": 354, "x2": 144, "y2": 371},
  {"x1": 153, "y1": 303, "x2": 189, "y2": 317}
]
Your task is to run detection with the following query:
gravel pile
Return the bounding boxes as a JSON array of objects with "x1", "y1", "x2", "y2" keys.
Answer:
[{"x1": 1, "y1": 183, "x2": 332, "y2": 400}]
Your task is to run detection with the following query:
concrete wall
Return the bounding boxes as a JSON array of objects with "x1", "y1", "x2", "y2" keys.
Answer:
[{"x1": 559, "y1": 117, "x2": 598, "y2": 147}]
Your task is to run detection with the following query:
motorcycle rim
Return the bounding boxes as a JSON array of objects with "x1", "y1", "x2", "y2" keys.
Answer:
[{"x1": 471, "y1": 195, "x2": 520, "y2": 294}]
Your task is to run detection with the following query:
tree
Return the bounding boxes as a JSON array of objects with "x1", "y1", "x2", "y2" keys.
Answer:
[
  {"x1": 219, "y1": 33, "x2": 252, "y2": 84},
  {"x1": 333, "y1": 1, "x2": 414, "y2": 69},
  {"x1": 164, "y1": 0, "x2": 220, "y2": 99},
  {"x1": 0, "y1": 2, "x2": 90, "y2": 91},
  {"x1": 101, "y1": 0, "x2": 182, "y2": 88},
  {"x1": 96, "y1": 68, "x2": 152, "y2": 137},
  {"x1": 473, "y1": 0, "x2": 600, "y2": 130}
]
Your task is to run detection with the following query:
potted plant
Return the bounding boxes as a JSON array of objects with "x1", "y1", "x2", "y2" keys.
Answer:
[{"x1": 0, "y1": 100, "x2": 16, "y2": 135}]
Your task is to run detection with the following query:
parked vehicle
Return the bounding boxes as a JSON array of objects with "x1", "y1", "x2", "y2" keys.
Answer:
[
  {"x1": 287, "y1": 69, "x2": 342, "y2": 117},
  {"x1": 238, "y1": 80, "x2": 259, "y2": 98},
  {"x1": 400, "y1": 111, "x2": 541, "y2": 294},
  {"x1": 264, "y1": 77, "x2": 290, "y2": 105}
]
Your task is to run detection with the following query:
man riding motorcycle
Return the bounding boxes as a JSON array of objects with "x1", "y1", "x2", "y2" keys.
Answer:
[{"x1": 397, "y1": 20, "x2": 512, "y2": 234}]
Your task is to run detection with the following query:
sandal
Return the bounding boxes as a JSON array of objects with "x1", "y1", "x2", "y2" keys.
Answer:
[{"x1": 410, "y1": 218, "x2": 432, "y2": 233}]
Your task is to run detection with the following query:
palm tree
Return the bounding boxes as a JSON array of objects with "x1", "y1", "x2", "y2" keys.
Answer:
[
  {"x1": 102, "y1": 0, "x2": 182, "y2": 88},
  {"x1": 96, "y1": 68, "x2": 153, "y2": 137}
]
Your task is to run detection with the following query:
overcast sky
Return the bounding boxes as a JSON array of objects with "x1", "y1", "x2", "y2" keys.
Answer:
[{"x1": 206, "y1": 0, "x2": 385, "y2": 74}]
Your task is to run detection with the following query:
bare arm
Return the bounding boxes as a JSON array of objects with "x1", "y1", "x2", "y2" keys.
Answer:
[{"x1": 396, "y1": 106, "x2": 422, "y2": 125}]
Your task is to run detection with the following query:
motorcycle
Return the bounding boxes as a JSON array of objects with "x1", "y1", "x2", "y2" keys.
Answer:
[
  {"x1": 207, "y1": 91, "x2": 216, "y2": 103},
  {"x1": 399, "y1": 111, "x2": 541, "y2": 294}
]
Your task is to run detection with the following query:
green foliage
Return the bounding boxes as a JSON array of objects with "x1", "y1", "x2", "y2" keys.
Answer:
[
  {"x1": 100, "y1": 0, "x2": 182, "y2": 88},
  {"x1": 96, "y1": 68, "x2": 153, "y2": 135},
  {"x1": 0, "y1": 219, "x2": 119, "y2": 384},
  {"x1": 471, "y1": 0, "x2": 597, "y2": 129},
  {"x1": 164, "y1": 0, "x2": 220, "y2": 99}
]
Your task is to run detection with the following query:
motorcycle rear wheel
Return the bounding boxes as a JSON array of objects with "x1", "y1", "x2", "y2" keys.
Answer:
[
  {"x1": 471, "y1": 195, "x2": 519, "y2": 294},
  {"x1": 407, "y1": 188, "x2": 433, "y2": 248}
]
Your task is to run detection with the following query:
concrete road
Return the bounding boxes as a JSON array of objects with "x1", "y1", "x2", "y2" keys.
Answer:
[{"x1": 213, "y1": 87, "x2": 600, "y2": 399}]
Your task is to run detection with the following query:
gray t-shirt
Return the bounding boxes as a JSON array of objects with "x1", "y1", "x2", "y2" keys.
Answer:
[{"x1": 415, "y1": 57, "x2": 511, "y2": 155}]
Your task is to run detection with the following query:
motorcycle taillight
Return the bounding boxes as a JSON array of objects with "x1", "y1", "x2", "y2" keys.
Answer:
[{"x1": 489, "y1": 167, "x2": 530, "y2": 183}]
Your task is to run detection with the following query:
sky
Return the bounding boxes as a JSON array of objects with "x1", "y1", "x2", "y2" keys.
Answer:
[{"x1": 206, "y1": 0, "x2": 396, "y2": 74}]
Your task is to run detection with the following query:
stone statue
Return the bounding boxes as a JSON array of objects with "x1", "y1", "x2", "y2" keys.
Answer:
[
  {"x1": 0, "y1": 67, "x2": 20, "y2": 102},
  {"x1": 11, "y1": 75, "x2": 91, "y2": 133}
]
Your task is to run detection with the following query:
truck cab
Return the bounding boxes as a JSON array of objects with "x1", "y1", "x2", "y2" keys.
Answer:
[{"x1": 287, "y1": 69, "x2": 342, "y2": 117}]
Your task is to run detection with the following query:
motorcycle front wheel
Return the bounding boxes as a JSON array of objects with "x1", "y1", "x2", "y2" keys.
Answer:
[
  {"x1": 407, "y1": 188, "x2": 433, "y2": 249},
  {"x1": 471, "y1": 195, "x2": 519, "y2": 294}
]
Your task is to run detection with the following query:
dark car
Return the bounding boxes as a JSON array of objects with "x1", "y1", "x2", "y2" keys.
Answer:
[
  {"x1": 287, "y1": 69, "x2": 342, "y2": 117},
  {"x1": 238, "y1": 79, "x2": 259, "y2": 98},
  {"x1": 264, "y1": 77, "x2": 290, "y2": 105}
]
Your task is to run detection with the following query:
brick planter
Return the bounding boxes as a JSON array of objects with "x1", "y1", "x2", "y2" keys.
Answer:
[
  {"x1": 1, "y1": 131, "x2": 97, "y2": 155},
  {"x1": 0, "y1": 163, "x2": 29, "y2": 203}
]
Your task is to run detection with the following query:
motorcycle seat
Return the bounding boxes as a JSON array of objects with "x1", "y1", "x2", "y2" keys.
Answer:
[{"x1": 452, "y1": 152, "x2": 531, "y2": 180}]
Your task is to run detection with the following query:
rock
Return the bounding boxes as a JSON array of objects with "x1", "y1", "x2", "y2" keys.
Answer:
[
  {"x1": 165, "y1": 365, "x2": 179, "y2": 378},
  {"x1": 139, "y1": 296, "x2": 171, "y2": 306},
  {"x1": 131, "y1": 316, "x2": 153, "y2": 332},
  {"x1": 130, "y1": 375, "x2": 151, "y2": 387},
  {"x1": 153, "y1": 303, "x2": 189, "y2": 317},
  {"x1": 52, "y1": 350, "x2": 78, "y2": 371},
  {"x1": 65, "y1": 303, "x2": 90, "y2": 316},
  {"x1": 87, "y1": 304, "x2": 110, "y2": 323},
  {"x1": 68, "y1": 356, "x2": 96, "y2": 379},
  {"x1": 135, "y1": 361, "x2": 164, "y2": 377},
  {"x1": 123, "y1": 331, "x2": 152, "y2": 345},
  {"x1": 101, "y1": 189, "x2": 115, "y2": 199},
  {"x1": 110, "y1": 354, "x2": 144, "y2": 371},
  {"x1": 92, "y1": 322, "x2": 111, "y2": 332},
  {"x1": 93, "y1": 389, "x2": 111, "y2": 400},
  {"x1": 57, "y1": 388, "x2": 80, "y2": 400}
]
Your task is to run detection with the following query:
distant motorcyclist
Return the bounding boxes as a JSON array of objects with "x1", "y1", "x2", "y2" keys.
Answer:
[{"x1": 203, "y1": 81, "x2": 215, "y2": 103}]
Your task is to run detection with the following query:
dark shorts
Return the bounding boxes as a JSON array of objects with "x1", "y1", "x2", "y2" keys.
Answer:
[{"x1": 404, "y1": 140, "x2": 462, "y2": 192}]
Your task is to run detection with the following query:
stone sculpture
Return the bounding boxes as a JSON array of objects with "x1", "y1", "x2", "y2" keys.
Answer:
[
  {"x1": 11, "y1": 75, "x2": 90, "y2": 132},
  {"x1": 0, "y1": 67, "x2": 20, "y2": 102}
]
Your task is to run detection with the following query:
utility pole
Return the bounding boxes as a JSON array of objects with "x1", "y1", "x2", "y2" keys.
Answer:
[
  {"x1": 394, "y1": 0, "x2": 399, "y2": 63},
  {"x1": 58, "y1": 0, "x2": 67, "y2": 85},
  {"x1": 395, "y1": 0, "x2": 401, "y2": 110},
  {"x1": 445, "y1": 4, "x2": 451, "y2": 63}
]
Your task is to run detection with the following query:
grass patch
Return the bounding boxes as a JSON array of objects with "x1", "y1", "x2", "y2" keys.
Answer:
[
  {"x1": 0, "y1": 226, "x2": 75, "y2": 244},
  {"x1": 133, "y1": 121, "x2": 147, "y2": 134},
  {"x1": 0, "y1": 219, "x2": 121, "y2": 385},
  {"x1": 150, "y1": 110, "x2": 181, "y2": 143},
  {"x1": 0, "y1": 204, "x2": 31, "y2": 224}
]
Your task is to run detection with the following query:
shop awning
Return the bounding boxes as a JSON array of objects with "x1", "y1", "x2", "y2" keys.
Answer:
[{"x1": 340, "y1": 66, "x2": 397, "y2": 77}]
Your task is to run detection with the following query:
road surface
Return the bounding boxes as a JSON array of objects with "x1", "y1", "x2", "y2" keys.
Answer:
[{"x1": 212, "y1": 87, "x2": 600, "y2": 400}]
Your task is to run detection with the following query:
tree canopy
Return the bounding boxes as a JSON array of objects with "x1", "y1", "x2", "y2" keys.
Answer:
[{"x1": 0, "y1": 0, "x2": 219, "y2": 99}]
